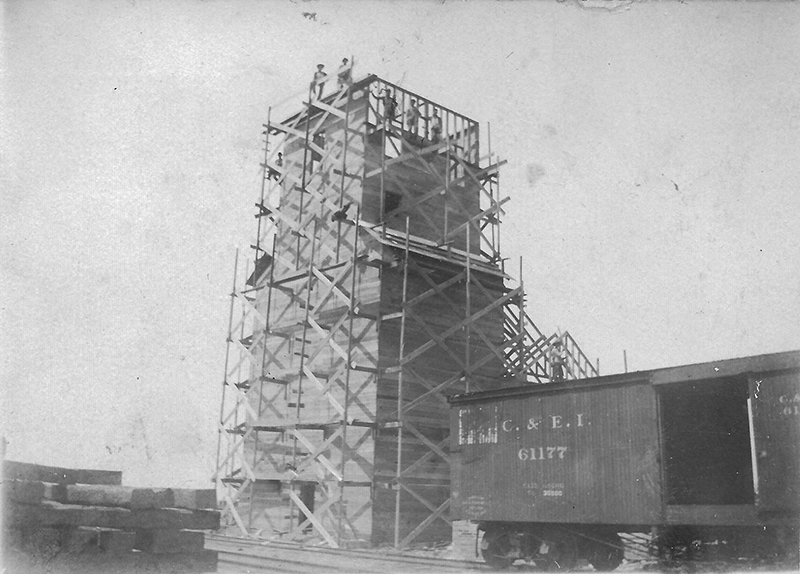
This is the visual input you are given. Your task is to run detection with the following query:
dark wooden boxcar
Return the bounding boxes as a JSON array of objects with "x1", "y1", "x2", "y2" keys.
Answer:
[{"x1": 450, "y1": 351, "x2": 800, "y2": 569}]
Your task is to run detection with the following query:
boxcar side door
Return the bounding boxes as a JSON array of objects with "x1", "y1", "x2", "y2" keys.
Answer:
[{"x1": 748, "y1": 369, "x2": 800, "y2": 515}]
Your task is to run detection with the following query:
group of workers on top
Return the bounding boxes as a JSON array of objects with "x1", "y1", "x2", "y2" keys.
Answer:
[
  {"x1": 310, "y1": 60, "x2": 443, "y2": 143},
  {"x1": 378, "y1": 88, "x2": 442, "y2": 143},
  {"x1": 310, "y1": 58, "x2": 352, "y2": 99}
]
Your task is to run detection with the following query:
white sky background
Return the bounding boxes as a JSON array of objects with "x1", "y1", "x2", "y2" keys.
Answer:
[{"x1": 2, "y1": 0, "x2": 799, "y2": 487}]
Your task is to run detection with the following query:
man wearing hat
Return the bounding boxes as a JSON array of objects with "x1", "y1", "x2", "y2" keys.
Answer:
[
  {"x1": 337, "y1": 58, "x2": 352, "y2": 91},
  {"x1": 312, "y1": 64, "x2": 327, "y2": 99}
]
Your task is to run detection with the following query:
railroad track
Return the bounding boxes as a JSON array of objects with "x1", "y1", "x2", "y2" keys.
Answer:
[{"x1": 205, "y1": 533, "x2": 489, "y2": 573}]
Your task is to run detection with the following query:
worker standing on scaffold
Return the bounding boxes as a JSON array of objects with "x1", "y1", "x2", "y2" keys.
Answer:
[
  {"x1": 312, "y1": 64, "x2": 327, "y2": 99},
  {"x1": 269, "y1": 152, "x2": 283, "y2": 181},
  {"x1": 337, "y1": 58, "x2": 352, "y2": 91},
  {"x1": 430, "y1": 108, "x2": 442, "y2": 143},
  {"x1": 381, "y1": 88, "x2": 397, "y2": 125},
  {"x1": 549, "y1": 339, "x2": 566, "y2": 382},
  {"x1": 406, "y1": 99, "x2": 421, "y2": 135}
]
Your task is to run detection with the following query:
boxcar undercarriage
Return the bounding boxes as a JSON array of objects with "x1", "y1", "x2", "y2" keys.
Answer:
[{"x1": 476, "y1": 522, "x2": 799, "y2": 570}]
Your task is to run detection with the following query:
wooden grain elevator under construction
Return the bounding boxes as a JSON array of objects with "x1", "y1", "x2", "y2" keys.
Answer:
[{"x1": 214, "y1": 69, "x2": 598, "y2": 548}]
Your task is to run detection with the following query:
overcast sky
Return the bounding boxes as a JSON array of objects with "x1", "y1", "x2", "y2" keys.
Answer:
[{"x1": 3, "y1": 0, "x2": 799, "y2": 486}]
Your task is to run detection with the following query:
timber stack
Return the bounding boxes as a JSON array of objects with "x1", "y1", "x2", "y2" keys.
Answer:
[{"x1": 2, "y1": 460, "x2": 220, "y2": 573}]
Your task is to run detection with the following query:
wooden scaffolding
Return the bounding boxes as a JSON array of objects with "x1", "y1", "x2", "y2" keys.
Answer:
[{"x1": 214, "y1": 70, "x2": 598, "y2": 548}]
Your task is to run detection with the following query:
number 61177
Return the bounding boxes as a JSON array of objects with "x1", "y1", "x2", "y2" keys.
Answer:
[{"x1": 518, "y1": 446, "x2": 567, "y2": 461}]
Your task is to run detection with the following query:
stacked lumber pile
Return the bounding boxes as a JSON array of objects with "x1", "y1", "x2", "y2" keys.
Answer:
[{"x1": 2, "y1": 460, "x2": 220, "y2": 573}]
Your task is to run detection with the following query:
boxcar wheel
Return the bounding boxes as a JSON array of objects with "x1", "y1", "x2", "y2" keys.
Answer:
[
  {"x1": 587, "y1": 534, "x2": 624, "y2": 571},
  {"x1": 541, "y1": 531, "x2": 578, "y2": 571},
  {"x1": 481, "y1": 528, "x2": 515, "y2": 570}
]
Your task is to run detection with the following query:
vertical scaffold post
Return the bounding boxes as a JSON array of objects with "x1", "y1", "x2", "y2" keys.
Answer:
[
  {"x1": 465, "y1": 223, "x2": 471, "y2": 392},
  {"x1": 337, "y1": 208, "x2": 360, "y2": 546},
  {"x1": 296, "y1": 88, "x2": 315, "y2": 269},
  {"x1": 518, "y1": 257, "x2": 526, "y2": 379},
  {"x1": 486, "y1": 122, "x2": 498, "y2": 258},
  {"x1": 444, "y1": 132, "x2": 450, "y2": 254},
  {"x1": 393, "y1": 216, "x2": 411, "y2": 548},
  {"x1": 497, "y1": 156, "x2": 503, "y2": 274},
  {"x1": 249, "y1": 236, "x2": 277, "y2": 529},
  {"x1": 217, "y1": 249, "x2": 240, "y2": 491},
  {"x1": 291, "y1": 219, "x2": 318, "y2": 530},
  {"x1": 247, "y1": 108, "x2": 274, "y2": 529},
  {"x1": 257, "y1": 108, "x2": 272, "y2": 253},
  {"x1": 380, "y1": 82, "x2": 387, "y2": 239},
  {"x1": 234, "y1": 259, "x2": 250, "y2": 440},
  {"x1": 335, "y1": 84, "x2": 353, "y2": 262}
]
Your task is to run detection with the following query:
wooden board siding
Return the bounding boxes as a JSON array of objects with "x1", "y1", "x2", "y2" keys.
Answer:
[
  {"x1": 372, "y1": 484, "x2": 451, "y2": 545},
  {"x1": 369, "y1": 256, "x2": 511, "y2": 544},
  {"x1": 373, "y1": 428, "x2": 450, "y2": 482},
  {"x1": 451, "y1": 381, "x2": 662, "y2": 526},
  {"x1": 377, "y1": 259, "x2": 511, "y2": 413}
]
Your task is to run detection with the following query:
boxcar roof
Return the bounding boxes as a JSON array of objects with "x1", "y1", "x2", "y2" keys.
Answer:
[{"x1": 449, "y1": 349, "x2": 800, "y2": 405}]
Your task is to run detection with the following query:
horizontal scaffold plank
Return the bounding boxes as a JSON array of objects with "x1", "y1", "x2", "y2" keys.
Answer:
[
  {"x1": 247, "y1": 474, "x2": 374, "y2": 487},
  {"x1": 253, "y1": 422, "x2": 329, "y2": 432},
  {"x1": 253, "y1": 420, "x2": 377, "y2": 432}
]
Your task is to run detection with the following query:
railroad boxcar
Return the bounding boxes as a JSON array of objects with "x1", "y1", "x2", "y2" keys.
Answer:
[{"x1": 449, "y1": 351, "x2": 800, "y2": 569}]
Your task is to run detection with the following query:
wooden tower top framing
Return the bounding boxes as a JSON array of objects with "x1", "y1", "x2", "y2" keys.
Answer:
[{"x1": 259, "y1": 73, "x2": 505, "y2": 273}]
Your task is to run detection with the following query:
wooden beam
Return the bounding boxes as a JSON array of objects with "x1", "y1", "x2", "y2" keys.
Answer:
[
  {"x1": 3, "y1": 461, "x2": 122, "y2": 486},
  {"x1": 389, "y1": 373, "x2": 462, "y2": 419},
  {"x1": 399, "y1": 499, "x2": 450, "y2": 549},
  {"x1": 221, "y1": 491, "x2": 250, "y2": 536},
  {"x1": 403, "y1": 423, "x2": 450, "y2": 464},
  {"x1": 442, "y1": 197, "x2": 510, "y2": 242},
  {"x1": 287, "y1": 489, "x2": 338, "y2": 548},
  {"x1": 6, "y1": 500, "x2": 220, "y2": 530},
  {"x1": 303, "y1": 98, "x2": 347, "y2": 120},
  {"x1": 290, "y1": 428, "x2": 343, "y2": 481},
  {"x1": 400, "y1": 286, "x2": 521, "y2": 366},
  {"x1": 410, "y1": 259, "x2": 511, "y2": 372}
]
